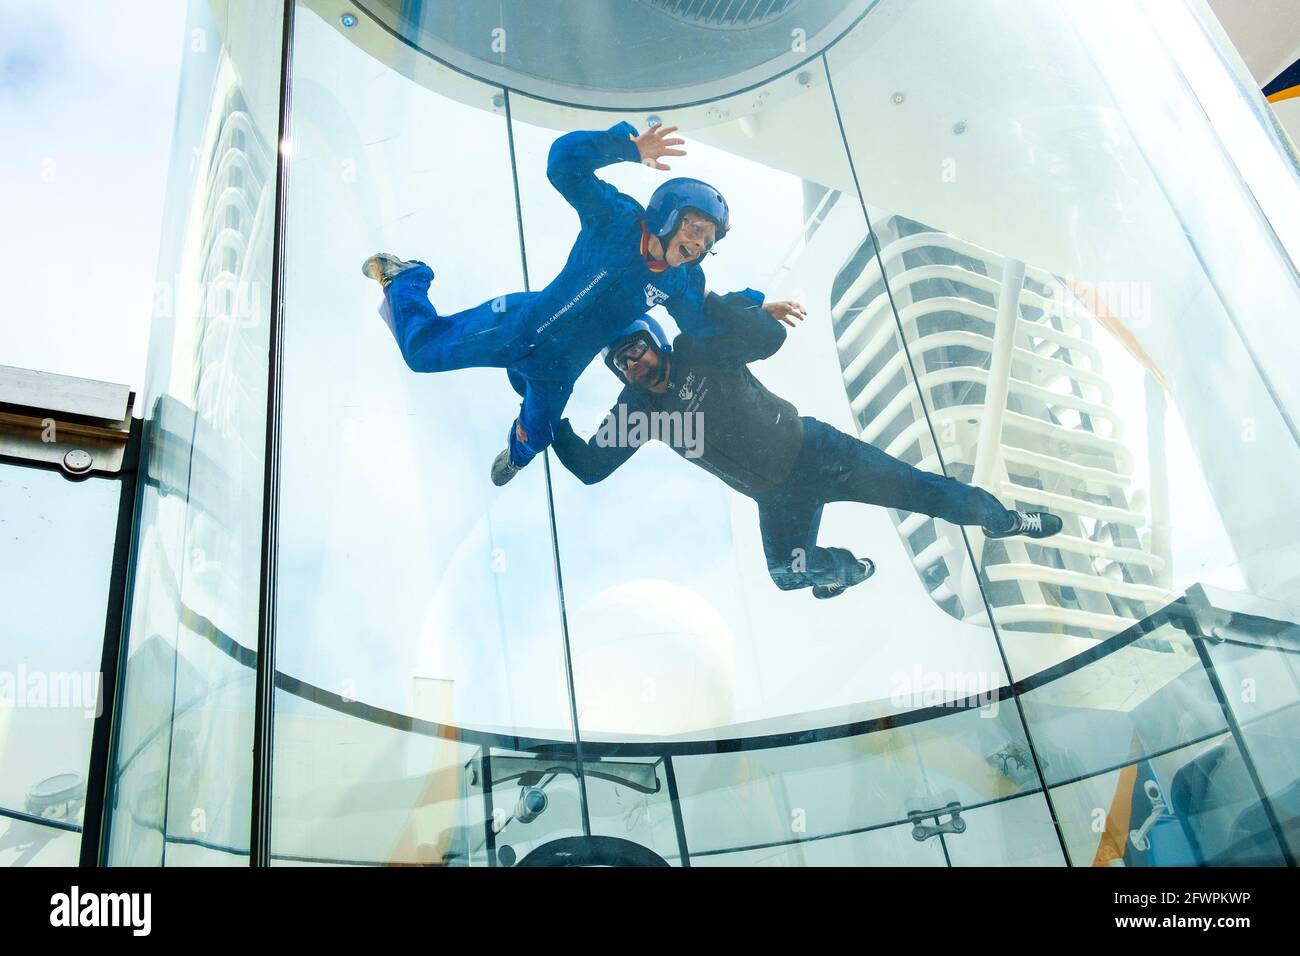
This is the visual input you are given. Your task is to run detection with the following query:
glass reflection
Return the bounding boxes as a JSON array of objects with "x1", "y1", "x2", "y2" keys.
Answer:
[
  {"x1": 0, "y1": 465, "x2": 118, "y2": 866},
  {"x1": 1051, "y1": 734, "x2": 1289, "y2": 867},
  {"x1": 270, "y1": 4, "x2": 576, "y2": 863},
  {"x1": 272, "y1": 692, "x2": 489, "y2": 866},
  {"x1": 827, "y1": 0, "x2": 1300, "y2": 681},
  {"x1": 0, "y1": 816, "x2": 81, "y2": 867},
  {"x1": 941, "y1": 793, "x2": 1065, "y2": 867}
]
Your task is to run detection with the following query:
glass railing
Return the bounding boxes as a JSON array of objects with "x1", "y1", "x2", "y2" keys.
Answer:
[{"x1": 102, "y1": 581, "x2": 1296, "y2": 865}]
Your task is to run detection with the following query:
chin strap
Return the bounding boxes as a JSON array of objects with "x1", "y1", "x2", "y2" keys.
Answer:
[{"x1": 640, "y1": 222, "x2": 669, "y2": 268}]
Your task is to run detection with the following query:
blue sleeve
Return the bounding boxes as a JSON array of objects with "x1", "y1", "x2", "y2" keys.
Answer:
[
  {"x1": 666, "y1": 269, "x2": 767, "y2": 340},
  {"x1": 547, "y1": 122, "x2": 642, "y2": 224},
  {"x1": 686, "y1": 290, "x2": 785, "y2": 364},
  {"x1": 663, "y1": 266, "x2": 711, "y2": 335}
]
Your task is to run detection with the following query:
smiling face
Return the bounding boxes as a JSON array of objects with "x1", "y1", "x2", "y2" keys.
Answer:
[
  {"x1": 612, "y1": 335, "x2": 670, "y2": 393},
  {"x1": 661, "y1": 211, "x2": 717, "y2": 267}
]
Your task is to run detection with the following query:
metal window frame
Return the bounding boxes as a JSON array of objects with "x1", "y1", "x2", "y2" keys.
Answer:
[
  {"x1": 249, "y1": 0, "x2": 295, "y2": 868},
  {"x1": 0, "y1": 382, "x2": 142, "y2": 866}
]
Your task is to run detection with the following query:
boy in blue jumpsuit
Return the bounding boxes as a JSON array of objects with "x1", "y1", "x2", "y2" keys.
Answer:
[{"x1": 362, "y1": 123, "x2": 803, "y2": 485}]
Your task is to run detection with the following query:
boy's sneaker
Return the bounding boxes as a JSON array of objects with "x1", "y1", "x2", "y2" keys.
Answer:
[
  {"x1": 983, "y1": 510, "x2": 1063, "y2": 540},
  {"x1": 491, "y1": 447, "x2": 522, "y2": 487},
  {"x1": 361, "y1": 253, "x2": 421, "y2": 288},
  {"x1": 812, "y1": 555, "x2": 875, "y2": 600}
]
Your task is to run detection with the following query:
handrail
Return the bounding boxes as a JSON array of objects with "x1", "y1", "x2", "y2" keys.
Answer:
[{"x1": 118, "y1": 530, "x2": 1199, "y2": 760}]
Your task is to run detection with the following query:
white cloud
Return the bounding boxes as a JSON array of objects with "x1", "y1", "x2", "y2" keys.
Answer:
[{"x1": 0, "y1": 0, "x2": 187, "y2": 392}]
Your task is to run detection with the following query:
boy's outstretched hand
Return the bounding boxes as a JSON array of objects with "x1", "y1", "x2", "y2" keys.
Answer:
[
  {"x1": 635, "y1": 124, "x2": 686, "y2": 170},
  {"x1": 763, "y1": 300, "x2": 808, "y2": 327}
]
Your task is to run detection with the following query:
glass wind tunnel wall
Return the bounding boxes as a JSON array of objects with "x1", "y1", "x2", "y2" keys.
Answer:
[
  {"x1": 103, "y1": 0, "x2": 285, "y2": 865},
  {"x1": 111, "y1": 0, "x2": 1300, "y2": 866}
]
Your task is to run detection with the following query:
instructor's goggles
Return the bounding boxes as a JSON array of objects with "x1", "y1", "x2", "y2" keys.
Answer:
[{"x1": 611, "y1": 337, "x2": 651, "y2": 372}]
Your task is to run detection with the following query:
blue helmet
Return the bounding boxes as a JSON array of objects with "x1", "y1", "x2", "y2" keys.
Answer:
[
  {"x1": 645, "y1": 177, "x2": 730, "y2": 244},
  {"x1": 603, "y1": 315, "x2": 671, "y2": 378}
]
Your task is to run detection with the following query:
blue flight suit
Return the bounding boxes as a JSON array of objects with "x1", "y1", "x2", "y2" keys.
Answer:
[{"x1": 379, "y1": 122, "x2": 734, "y2": 468}]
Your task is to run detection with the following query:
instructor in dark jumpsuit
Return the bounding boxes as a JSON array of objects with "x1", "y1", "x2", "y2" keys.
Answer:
[{"x1": 551, "y1": 291, "x2": 1063, "y2": 599}]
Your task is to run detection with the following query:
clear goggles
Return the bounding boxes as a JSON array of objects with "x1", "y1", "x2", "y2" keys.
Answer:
[
  {"x1": 612, "y1": 335, "x2": 654, "y2": 372},
  {"x1": 676, "y1": 216, "x2": 716, "y2": 250}
]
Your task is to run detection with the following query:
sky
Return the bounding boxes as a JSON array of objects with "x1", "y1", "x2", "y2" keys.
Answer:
[{"x1": 0, "y1": 0, "x2": 187, "y2": 391}]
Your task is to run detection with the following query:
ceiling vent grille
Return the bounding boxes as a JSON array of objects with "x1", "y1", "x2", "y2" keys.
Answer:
[{"x1": 640, "y1": 0, "x2": 801, "y2": 30}]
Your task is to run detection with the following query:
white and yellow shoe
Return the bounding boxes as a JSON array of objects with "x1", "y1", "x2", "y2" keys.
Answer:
[{"x1": 361, "y1": 253, "x2": 421, "y2": 288}]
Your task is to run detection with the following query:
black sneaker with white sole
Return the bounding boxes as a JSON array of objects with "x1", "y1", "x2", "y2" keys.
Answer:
[
  {"x1": 361, "y1": 253, "x2": 422, "y2": 288},
  {"x1": 982, "y1": 510, "x2": 1063, "y2": 540},
  {"x1": 491, "y1": 447, "x2": 522, "y2": 487},
  {"x1": 812, "y1": 554, "x2": 876, "y2": 600}
]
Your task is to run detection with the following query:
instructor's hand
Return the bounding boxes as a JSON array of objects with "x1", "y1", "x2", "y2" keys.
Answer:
[
  {"x1": 635, "y1": 124, "x2": 686, "y2": 170},
  {"x1": 763, "y1": 300, "x2": 807, "y2": 327}
]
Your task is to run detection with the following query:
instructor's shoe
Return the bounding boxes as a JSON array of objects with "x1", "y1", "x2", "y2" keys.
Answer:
[
  {"x1": 361, "y1": 253, "x2": 421, "y2": 288},
  {"x1": 983, "y1": 510, "x2": 1063, "y2": 540},
  {"x1": 491, "y1": 448, "x2": 522, "y2": 487},
  {"x1": 812, "y1": 555, "x2": 875, "y2": 600}
]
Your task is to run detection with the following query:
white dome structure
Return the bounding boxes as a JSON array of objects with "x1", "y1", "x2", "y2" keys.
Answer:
[{"x1": 570, "y1": 578, "x2": 735, "y2": 737}]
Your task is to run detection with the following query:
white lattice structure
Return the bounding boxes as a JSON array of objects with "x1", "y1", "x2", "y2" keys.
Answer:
[{"x1": 829, "y1": 218, "x2": 1174, "y2": 642}]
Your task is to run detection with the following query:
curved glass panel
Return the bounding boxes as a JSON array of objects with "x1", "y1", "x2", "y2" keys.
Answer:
[
  {"x1": 269, "y1": 5, "x2": 576, "y2": 864},
  {"x1": 667, "y1": 704, "x2": 1048, "y2": 859},
  {"x1": 509, "y1": 80, "x2": 1016, "y2": 738},
  {"x1": 826, "y1": 0, "x2": 1300, "y2": 679},
  {"x1": 107, "y1": 0, "x2": 286, "y2": 865}
]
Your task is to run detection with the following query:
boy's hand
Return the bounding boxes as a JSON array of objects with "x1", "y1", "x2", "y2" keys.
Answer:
[
  {"x1": 763, "y1": 300, "x2": 807, "y2": 327},
  {"x1": 635, "y1": 124, "x2": 686, "y2": 170}
]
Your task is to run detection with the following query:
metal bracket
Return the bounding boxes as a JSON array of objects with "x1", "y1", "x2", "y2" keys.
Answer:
[
  {"x1": 0, "y1": 366, "x2": 133, "y2": 476},
  {"x1": 472, "y1": 754, "x2": 660, "y2": 795},
  {"x1": 909, "y1": 801, "x2": 967, "y2": 841},
  {"x1": 1129, "y1": 779, "x2": 1168, "y2": 852}
]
